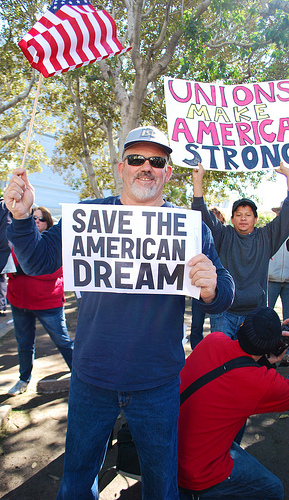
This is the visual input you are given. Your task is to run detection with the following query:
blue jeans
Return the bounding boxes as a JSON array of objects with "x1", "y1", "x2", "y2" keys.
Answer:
[
  {"x1": 0, "y1": 273, "x2": 7, "y2": 312},
  {"x1": 57, "y1": 370, "x2": 180, "y2": 500},
  {"x1": 178, "y1": 441, "x2": 284, "y2": 499},
  {"x1": 11, "y1": 304, "x2": 74, "y2": 382},
  {"x1": 190, "y1": 299, "x2": 206, "y2": 349},
  {"x1": 210, "y1": 311, "x2": 246, "y2": 340},
  {"x1": 268, "y1": 281, "x2": 289, "y2": 322}
]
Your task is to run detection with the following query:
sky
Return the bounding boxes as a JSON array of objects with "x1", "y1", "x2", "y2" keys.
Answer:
[
  {"x1": 205, "y1": 165, "x2": 287, "y2": 219},
  {"x1": 248, "y1": 172, "x2": 287, "y2": 212},
  {"x1": 215, "y1": 169, "x2": 287, "y2": 219}
]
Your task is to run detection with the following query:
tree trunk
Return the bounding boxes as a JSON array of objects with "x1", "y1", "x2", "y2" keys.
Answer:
[{"x1": 68, "y1": 76, "x2": 103, "y2": 198}]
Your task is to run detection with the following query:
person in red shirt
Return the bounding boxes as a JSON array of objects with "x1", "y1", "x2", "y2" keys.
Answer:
[
  {"x1": 178, "y1": 306, "x2": 289, "y2": 500},
  {"x1": 7, "y1": 206, "x2": 74, "y2": 396}
]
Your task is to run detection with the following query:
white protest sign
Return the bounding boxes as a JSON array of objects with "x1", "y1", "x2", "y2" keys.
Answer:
[
  {"x1": 62, "y1": 204, "x2": 202, "y2": 298},
  {"x1": 164, "y1": 76, "x2": 289, "y2": 172}
]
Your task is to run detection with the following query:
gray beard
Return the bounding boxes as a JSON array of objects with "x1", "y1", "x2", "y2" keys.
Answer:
[{"x1": 130, "y1": 182, "x2": 157, "y2": 200}]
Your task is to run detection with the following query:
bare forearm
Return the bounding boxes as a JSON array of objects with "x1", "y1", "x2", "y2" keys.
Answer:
[
  {"x1": 193, "y1": 180, "x2": 203, "y2": 197},
  {"x1": 192, "y1": 164, "x2": 205, "y2": 197}
]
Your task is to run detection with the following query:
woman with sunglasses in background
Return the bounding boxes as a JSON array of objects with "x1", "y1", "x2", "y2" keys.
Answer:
[
  {"x1": 33, "y1": 206, "x2": 54, "y2": 232},
  {"x1": 7, "y1": 206, "x2": 74, "y2": 395}
]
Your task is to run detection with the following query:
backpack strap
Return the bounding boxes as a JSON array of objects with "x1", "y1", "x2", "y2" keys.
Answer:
[{"x1": 180, "y1": 356, "x2": 258, "y2": 405}]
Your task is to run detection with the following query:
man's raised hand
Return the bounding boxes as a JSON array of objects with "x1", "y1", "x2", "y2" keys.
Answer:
[{"x1": 4, "y1": 168, "x2": 35, "y2": 219}]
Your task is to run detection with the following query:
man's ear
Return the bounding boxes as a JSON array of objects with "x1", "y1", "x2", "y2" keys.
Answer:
[
  {"x1": 118, "y1": 161, "x2": 124, "y2": 179},
  {"x1": 165, "y1": 165, "x2": 173, "y2": 183}
]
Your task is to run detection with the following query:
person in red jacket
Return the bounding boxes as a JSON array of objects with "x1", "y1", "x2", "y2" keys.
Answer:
[
  {"x1": 7, "y1": 206, "x2": 74, "y2": 396},
  {"x1": 178, "y1": 306, "x2": 289, "y2": 500}
]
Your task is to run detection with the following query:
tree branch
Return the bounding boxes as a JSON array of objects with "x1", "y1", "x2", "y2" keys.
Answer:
[
  {"x1": 148, "y1": 28, "x2": 184, "y2": 81},
  {"x1": 147, "y1": 0, "x2": 173, "y2": 55},
  {"x1": 0, "y1": 70, "x2": 36, "y2": 114},
  {"x1": 148, "y1": 0, "x2": 213, "y2": 81},
  {"x1": 171, "y1": 171, "x2": 193, "y2": 180},
  {"x1": 261, "y1": 0, "x2": 289, "y2": 16},
  {"x1": 0, "y1": 118, "x2": 31, "y2": 142}
]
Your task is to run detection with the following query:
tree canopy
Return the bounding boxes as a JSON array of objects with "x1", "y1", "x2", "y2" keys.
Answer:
[
  {"x1": 1, "y1": 0, "x2": 289, "y2": 206},
  {"x1": 0, "y1": 0, "x2": 55, "y2": 178}
]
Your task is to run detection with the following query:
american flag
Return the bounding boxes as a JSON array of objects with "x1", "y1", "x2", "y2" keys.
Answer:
[{"x1": 18, "y1": 0, "x2": 131, "y2": 78}]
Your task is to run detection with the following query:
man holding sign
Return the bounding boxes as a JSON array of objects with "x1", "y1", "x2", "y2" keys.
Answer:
[
  {"x1": 4, "y1": 126, "x2": 234, "y2": 500},
  {"x1": 192, "y1": 161, "x2": 289, "y2": 339}
]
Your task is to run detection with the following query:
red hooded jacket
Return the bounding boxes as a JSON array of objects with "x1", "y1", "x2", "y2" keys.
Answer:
[{"x1": 7, "y1": 250, "x2": 64, "y2": 310}]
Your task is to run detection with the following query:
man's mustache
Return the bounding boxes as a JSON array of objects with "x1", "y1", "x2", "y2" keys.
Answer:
[{"x1": 133, "y1": 171, "x2": 156, "y2": 181}]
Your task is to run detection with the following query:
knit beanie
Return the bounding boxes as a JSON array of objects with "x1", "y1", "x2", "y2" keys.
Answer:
[{"x1": 237, "y1": 306, "x2": 282, "y2": 355}]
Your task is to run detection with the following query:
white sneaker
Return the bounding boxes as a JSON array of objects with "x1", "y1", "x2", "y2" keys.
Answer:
[{"x1": 8, "y1": 380, "x2": 28, "y2": 395}]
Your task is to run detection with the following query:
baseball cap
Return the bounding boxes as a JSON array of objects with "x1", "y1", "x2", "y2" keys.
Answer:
[
  {"x1": 237, "y1": 306, "x2": 282, "y2": 355},
  {"x1": 232, "y1": 198, "x2": 258, "y2": 218},
  {"x1": 123, "y1": 126, "x2": 173, "y2": 155}
]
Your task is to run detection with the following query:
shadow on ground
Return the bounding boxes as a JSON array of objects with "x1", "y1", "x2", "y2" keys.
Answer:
[
  {"x1": 1, "y1": 295, "x2": 289, "y2": 499},
  {"x1": 0, "y1": 293, "x2": 143, "y2": 499},
  {"x1": 1, "y1": 417, "x2": 142, "y2": 500}
]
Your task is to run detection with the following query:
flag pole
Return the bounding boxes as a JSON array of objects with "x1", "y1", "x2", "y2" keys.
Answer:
[
  {"x1": 12, "y1": 71, "x2": 43, "y2": 208},
  {"x1": 20, "y1": 71, "x2": 43, "y2": 169}
]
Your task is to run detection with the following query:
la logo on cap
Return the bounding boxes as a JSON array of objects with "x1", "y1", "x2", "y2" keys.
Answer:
[{"x1": 140, "y1": 128, "x2": 156, "y2": 140}]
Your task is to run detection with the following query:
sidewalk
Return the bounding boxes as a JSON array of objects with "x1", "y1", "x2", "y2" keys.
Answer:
[
  {"x1": 0, "y1": 293, "x2": 144, "y2": 500},
  {"x1": 0, "y1": 304, "x2": 14, "y2": 340},
  {"x1": 1, "y1": 296, "x2": 289, "y2": 499}
]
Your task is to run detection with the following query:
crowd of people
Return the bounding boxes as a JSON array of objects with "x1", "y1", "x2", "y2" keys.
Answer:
[{"x1": 1, "y1": 124, "x2": 289, "y2": 499}]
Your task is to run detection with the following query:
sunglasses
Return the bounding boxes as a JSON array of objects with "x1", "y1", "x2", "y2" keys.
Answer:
[
  {"x1": 124, "y1": 154, "x2": 167, "y2": 169},
  {"x1": 33, "y1": 215, "x2": 46, "y2": 222}
]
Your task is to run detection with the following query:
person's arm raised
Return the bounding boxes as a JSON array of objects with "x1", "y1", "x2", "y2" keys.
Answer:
[
  {"x1": 4, "y1": 168, "x2": 35, "y2": 219},
  {"x1": 192, "y1": 163, "x2": 206, "y2": 197},
  {"x1": 275, "y1": 161, "x2": 289, "y2": 190}
]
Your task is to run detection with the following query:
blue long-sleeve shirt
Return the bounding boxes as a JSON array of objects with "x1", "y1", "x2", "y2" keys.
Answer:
[{"x1": 7, "y1": 196, "x2": 234, "y2": 390}]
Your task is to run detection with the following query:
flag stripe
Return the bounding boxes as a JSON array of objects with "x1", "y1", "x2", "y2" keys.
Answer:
[
  {"x1": 18, "y1": 1, "x2": 131, "y2": 78},
  {"x1": 99, "y1": 10, "x2": 124, "y2": 53}
]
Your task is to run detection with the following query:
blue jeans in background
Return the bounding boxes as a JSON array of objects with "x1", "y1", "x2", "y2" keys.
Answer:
[
  {"x1": 178, "y1": 441, "x2": 284, "y2": 499},
  {"x1": 57, "y1": 370, "x2": 180, "y2": 500},
  {"x1": 210, "y1": 311, "x2": 245, "y2": 340},
  {"x1": 0, "y1": 273, "x2": 7, "y2": 312},
  {"x1": 190, "y1": 299, "x2": 206, "y2": 349},
  {"x1": 11, "y1": 304, "x2": 74, "y2": 382},
  {"x1": 268, "y1": 281, "x2": 289, "y2": 322}
]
